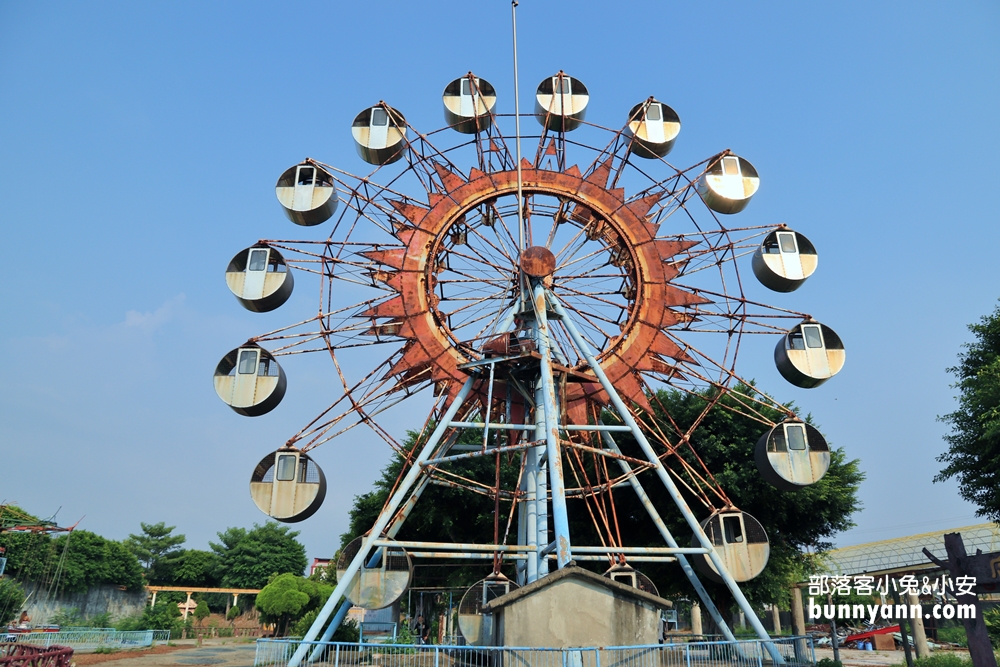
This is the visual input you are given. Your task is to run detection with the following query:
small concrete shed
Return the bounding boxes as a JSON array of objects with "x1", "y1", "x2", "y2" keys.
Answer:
[{"x1": 484, "y1": 565, "x2": 672, "y2": 648}]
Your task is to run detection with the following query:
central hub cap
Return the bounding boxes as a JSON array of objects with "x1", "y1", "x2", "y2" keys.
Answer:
[{"x1": 520, "y1": 246, "x2": 556, "y2": 278}]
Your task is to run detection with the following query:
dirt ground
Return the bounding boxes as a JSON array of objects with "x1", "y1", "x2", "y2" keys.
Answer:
[{"x1": 68, "y1": 640, "x2": 257, "y2": 667}]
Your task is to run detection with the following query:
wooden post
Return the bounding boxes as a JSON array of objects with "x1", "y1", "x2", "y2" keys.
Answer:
[
  {"x1": 771, "y1": 605, "x2": 782, "y2": 636},
  {"x1": 791, "y1": 587, "x2": 808, "y2": 662},
  {"x1": 924, "y1": 533, "x2": 999, "y2": 667},
  {"x1": 791, "y1": 587, "x2": 806, "y2": 636},
  {"x1": 907, "y1": 591, "x2": 929, "y2": 658}
]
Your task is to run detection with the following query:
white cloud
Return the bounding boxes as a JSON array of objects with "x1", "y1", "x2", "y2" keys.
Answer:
[{"x1": 123, "y1": 293, "x2": 186, "y2": 333}]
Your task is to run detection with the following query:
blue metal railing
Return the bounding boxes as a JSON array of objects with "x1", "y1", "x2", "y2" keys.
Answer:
[
  {"x1": 3, "y1": 629, "x2": 170, "y2": 650},
  {"x1": 254, "y1": 636, "x2": 816, "y2": 667}
]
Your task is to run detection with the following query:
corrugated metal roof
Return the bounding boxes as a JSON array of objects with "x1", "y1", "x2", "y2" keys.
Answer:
[{"x1": 822, "y1": 523, "x2": 1000, "y2": 576}]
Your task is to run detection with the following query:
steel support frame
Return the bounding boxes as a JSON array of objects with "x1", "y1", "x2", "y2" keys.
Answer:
[
  {"x1": 599, "y1": 429, "x2": 738, "y2": 644},
  {"x1": 548, "y1": 292, "x2": 783, "y2": 663},
  {"x1": 296, "y1": 290, "x2": 783, "y2": 665},
  {"x1": 291, "y1": 378, "x2": 477, "y2": 667},
  {"x1": 531, "y1": 279, "x2": 573, "y2": 570}
]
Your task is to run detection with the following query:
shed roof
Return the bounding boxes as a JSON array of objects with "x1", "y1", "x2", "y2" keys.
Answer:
[
  {"x1": 484, "y1": 565, "x2": 672, "y2": 612},
  {"x1": 822, "y1": 523, "x2": 1000, "y2": 577}
]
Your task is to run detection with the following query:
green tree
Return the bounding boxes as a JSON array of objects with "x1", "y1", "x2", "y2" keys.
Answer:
[
  {"x1": 0, "y1": 507, "x2": 54, "y2": 582},
  {"x1": 194, "y1": 599, "x2": 211, "y2": 625},
  {"x1": 606, "y1": 386, "x2": 863, "y2": 614},
  {"x1": 343, "y1": 426, "x2": 521, "y2": 588},
  {"x1": 210, "y1": 523, "x2": 307, "y2": 589},
  {"x1": 256, "y1": 573, "x2": 332, "y2": 637},
  {"x1": 0, "y1": 578, "x2": 26, "y2": 626},
  {"x1": 936, "y1": 303, "x2": 1000, "y2": 523},
  {"x1": 51, "y1": 530, "x2": 144, "y2": 594},
  {"x1": 125, "y1": 522, "x2": 186, "y2": 584},
  {"x1": 169, "y1": 549, "x2": 220, "y2": 587}
]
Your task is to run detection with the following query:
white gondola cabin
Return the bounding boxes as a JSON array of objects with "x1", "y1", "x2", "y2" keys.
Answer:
[
  {"x1": 774, "y1": 321, "x2": 845, "y2": 388},
  {"x1": 534, "y1": 72, "x2": 589, "y2": 132},
  {"x1": 458, "y1": 573, "x2": 519, "y2": 646},
  {"x1": 214, "y1": 344, "x2": 286, "y2": 416},
  {"x1": 624, "y1": 99, "x2": 681, "y2": 159},
  {"x1": 752, "y1": 228, "x2": 818, "y2": 292},
  {"x1": 691, "y1": 510, "x2": 770, "y2": 583},
  {"x1": 755, "y1": 421, "x2": 830, "y2": 491},
  {"x1": 225, "y1": 245, "x2": 293, "y2": 312},
  {"x1": 249, "y1": 448, "x2": 326, "y2": 523},
  {"x1": 443, "y1": 74, "x2": 497, "y2": 134},
  {"x1": 603, "y1": 563, "x2": 659, "y2": 596},
  {"x1": 352, "y1": 104, "x2": 407, "y2": 166},
  {"x1": 274, "y1": 162, "x2": 338, "y2": 226},
  {"x1": 337, "y1": 536, "x2": 413, "y2": 610},
  {"x1": 696, "y1": 155, "x2": 760, "y2": 214}
]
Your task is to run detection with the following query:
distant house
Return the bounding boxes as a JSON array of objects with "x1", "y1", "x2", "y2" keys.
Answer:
[
  {"x1": 310, "y1": 558, "x2": 332, "y2": 578},
  {"x1": 484, "y1": 565, "x2": 672, "y2": 648}
]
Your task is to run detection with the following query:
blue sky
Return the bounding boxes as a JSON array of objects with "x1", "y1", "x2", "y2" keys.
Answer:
[{"x1": 1, "y1": 2, "x2": 998, "y2": 564}]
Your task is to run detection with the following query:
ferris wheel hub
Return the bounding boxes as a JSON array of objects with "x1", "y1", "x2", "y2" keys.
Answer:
[{"x1": 520, "y1": 245, "x2": 556, "y2": 278}]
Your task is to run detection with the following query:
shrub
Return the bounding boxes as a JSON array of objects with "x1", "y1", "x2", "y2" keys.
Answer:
[
  {"x1": 936, "y1": 625, "x2": 969, "y2": 647},
  {"x1": 115, "y1": 602, "x2": 183, "y2": 635},
  {"x1": 911, "y1": 654, "x2": 974, "y2": 667},
  {"x1": 0, "y1": 579, "x2": 26, "y2": 626}
]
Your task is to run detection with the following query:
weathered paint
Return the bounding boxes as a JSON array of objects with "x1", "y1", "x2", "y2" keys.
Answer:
[
  {"x1": 534, "y1": 72, "x2": 589, "y2": 132},
  {"x1": 774, "y1": 321, "x2": 845, "y2": 388},
  {"x1": 752, "y1": 228, "x2": 818, "y2": 292},
  {"x1": 443, "y1": 74, "x2": 497, "y2": 134},
  {"x1": 624, "y1": 99, "x2": 681, "y2": 159}
]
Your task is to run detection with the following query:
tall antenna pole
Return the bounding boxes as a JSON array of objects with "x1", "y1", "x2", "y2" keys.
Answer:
[{"x1": 511, "y1": 0, "x2": 525, "y2": 261}]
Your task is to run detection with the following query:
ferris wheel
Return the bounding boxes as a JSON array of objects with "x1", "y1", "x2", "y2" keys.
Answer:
[{"x1": 213, "y1": 68, "x2": 844, "y2": 655}]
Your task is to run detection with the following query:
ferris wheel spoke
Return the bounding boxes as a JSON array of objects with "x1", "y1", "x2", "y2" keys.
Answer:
[
  {"x1": 441, "y1": 292, "x2": 511, "y2": 327},
  {"x1": 443, "y1": 246, "x2": 515, "y2": 275},
  {"x1": 467, "y1": 216, "x2": 518, "y2": 266},
  {"x1": 555, "y1": 282, "x2": 629, "y2": 313},
  {"x1": 555, "y1": 244, "x2": 614, "y2": 274}
]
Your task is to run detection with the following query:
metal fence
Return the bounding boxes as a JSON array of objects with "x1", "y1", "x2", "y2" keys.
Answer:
[
  {"x1": 254, "y1": 636, "x2": 815, "y2": 667},
  {"x1": 2, "y1": 629, "x2": 170, "y2": 650}
]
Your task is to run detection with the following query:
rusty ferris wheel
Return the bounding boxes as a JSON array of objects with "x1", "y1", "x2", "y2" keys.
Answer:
[{"x1": 213, "y1": 65, "x2": 844, "y2": 653}]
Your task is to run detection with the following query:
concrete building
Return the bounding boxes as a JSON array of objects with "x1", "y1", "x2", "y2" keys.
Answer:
[{"x1": 485, "y1": 565, "x2": 671, "y2": 648}]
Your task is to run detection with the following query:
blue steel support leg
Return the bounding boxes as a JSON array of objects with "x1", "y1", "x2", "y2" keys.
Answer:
[
  {"x1": 308, "y1": 600, "x2": 351, "y2": 659},
  {"x1": 531, "y1": 280, "x2": 572, "y2": 569},
  {"x1": 548, "y1": 294, "x2": 783, "y2": 663},
  {"x1": 536, "y1": 456, "x2": 549, "y2": 576},
  {"x1": 307, "y1": 430, "x2": 461, "y2": 660},
  {"x1": 288, "y1": 377, "x2": 476, "y2": 667},
  {"x1": 523, "y1": 445, "x2": 540, "y2": 582},
  {"x1": 516, "y1": 478, "x2": 527, "y2": 585},
  {"x1": 599, "y1": 429, "x2": 737, "y2": 643}
]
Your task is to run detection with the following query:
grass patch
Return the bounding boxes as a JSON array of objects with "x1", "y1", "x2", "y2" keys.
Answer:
[
  {"x1": 911, "y1": 654, "x2": 974, "y2": 667},
  {"x1": 936, "y1": 626, "x2": 969, "y2": 647},
  {"x1": 92, "y1": 648, "x2": 120, "y2": 655}
]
